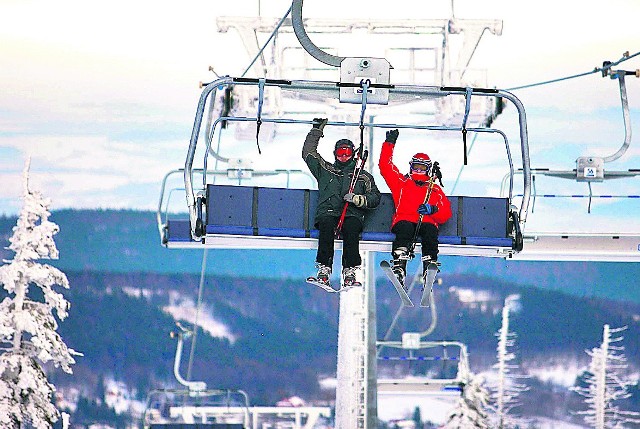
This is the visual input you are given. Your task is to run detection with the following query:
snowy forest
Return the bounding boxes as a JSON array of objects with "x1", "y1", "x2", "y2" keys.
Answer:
[{"x1": 1, "y1": 164, "x2": 639, "y2": 428}]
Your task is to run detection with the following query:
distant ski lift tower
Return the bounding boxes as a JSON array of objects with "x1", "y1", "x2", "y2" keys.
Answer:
[{"x1": 215, "y1": 4, "x2": 503, "y2": 127}]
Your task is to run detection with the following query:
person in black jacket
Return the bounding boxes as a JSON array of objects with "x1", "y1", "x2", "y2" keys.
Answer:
[{"x1": 302, "y1": 118, "x2": 381, "y2": 287}]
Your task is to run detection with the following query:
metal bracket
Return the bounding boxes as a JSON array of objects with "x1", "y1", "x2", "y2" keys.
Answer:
[{"x1": 339, "y1": 57, "x2": 392, "y2": 104}]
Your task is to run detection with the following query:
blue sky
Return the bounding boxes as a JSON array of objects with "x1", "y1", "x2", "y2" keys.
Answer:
[{"x1": 1, "y1": 0, "x2": 639, "y2": 236}]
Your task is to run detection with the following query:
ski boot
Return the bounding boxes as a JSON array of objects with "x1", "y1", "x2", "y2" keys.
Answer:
[
  {"x1": 307, "y1": 263, "x2": 332, "y2": 286},
  {"x1": 342, "y1": 266, "x2": 361, "y2": 288},
  {"x1": 421, "y1": 255, "x2": 441, "y2": 284},
  {"x1": 419, "y1": 255, "x2": 441, "y2": 307},
  {"x1": 392, "y1": 247, "x2": 410, "y2": 291}
]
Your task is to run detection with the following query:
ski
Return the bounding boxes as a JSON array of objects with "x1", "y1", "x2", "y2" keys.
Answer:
[
  {"x1": 380, "y1": 260, "x2": 414, "y2": 307},
  {"x1": 419, "y1": 262, "x2": 439, "y2": 307},
  {"x1": 306, "y1": 277, "x2": 339, "y2": 293},
  {"x1": 306, "y1": 277, "x2": 361, "y2": 293}
]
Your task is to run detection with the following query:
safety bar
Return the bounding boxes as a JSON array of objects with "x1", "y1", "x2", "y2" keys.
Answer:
[
  {"x1": 185, "y1": 77, "x2": 531, "y2": 239},
  {"x1": 203, "y1": 116, "x2": 515, "y2": 199},
  {"x1": 500, "y1": 168, "x2": 640, "y2": 215},
  {"x1": 143, "y1": 387, "x2": 251, "y2": 428},
  {"x1": 375, "y1": 340, "x2": 471, "y2": 386}
]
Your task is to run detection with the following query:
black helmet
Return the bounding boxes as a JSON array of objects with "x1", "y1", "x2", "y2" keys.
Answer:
[{"x1": 334, "y1": 139, "x2": 355, "y2": 153}]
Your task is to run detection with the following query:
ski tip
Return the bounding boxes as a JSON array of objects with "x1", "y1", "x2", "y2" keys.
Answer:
[{"x1": 306, "y1": 278, "x2": 337, "y2": 292}]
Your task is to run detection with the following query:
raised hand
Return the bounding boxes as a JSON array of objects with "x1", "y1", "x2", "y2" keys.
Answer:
[
  {"x1": 386, "y1": 129, "x2": 399, "y2": 144},
  {"x1": 312, "y1": 118, "x2": 328, "y2": 132}
]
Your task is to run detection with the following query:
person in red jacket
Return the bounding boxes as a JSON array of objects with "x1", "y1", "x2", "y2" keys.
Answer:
[{"x1": 378, "y1": 129, "x2": 452, "y2": 287}]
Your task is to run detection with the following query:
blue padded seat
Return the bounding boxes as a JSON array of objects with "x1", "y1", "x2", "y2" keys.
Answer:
[
  {"x1": 163, "y1": 185, "x2": 514, "y2": 252},
  {"x1": 197, "y1": 184, "x2": 513, "y2": 249}
]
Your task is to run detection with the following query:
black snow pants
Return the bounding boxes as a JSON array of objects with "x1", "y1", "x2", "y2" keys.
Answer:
[
  {"x1": 391, "y1": 220, "x2": 439, "y2": 269},
  {"x1": 315, "y1": 216, "x2": 363, "y2": 269}
]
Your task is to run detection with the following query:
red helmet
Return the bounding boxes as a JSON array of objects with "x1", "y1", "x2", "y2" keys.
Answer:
[{"x1": 409, "y1": 153, "x2": 432, "y2": 175}]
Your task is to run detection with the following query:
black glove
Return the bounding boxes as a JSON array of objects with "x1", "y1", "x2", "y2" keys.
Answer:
[
  {"x1": 386, "y1": 129, "x2": 399, "y2": 144},
  {"x1": 312, "y1": 118, "x2": 328, "y2": 133}
]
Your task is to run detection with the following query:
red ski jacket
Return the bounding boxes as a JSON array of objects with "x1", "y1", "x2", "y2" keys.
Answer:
[{"x1": 378, "y1": 141, "x2": 452, "y2": 228}]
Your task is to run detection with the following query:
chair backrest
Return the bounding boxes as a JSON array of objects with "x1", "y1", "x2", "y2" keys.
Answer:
[{"x1": 204, "y1": 184, "x2": 511, "y2": 246}]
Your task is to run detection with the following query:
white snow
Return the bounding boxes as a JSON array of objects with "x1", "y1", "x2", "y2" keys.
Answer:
[
  {"x1": 162, "y1": 293, "x2": 236, "y2": 343},
  {"x1": 54, "y1": 386, "x2": 79, "y2": 413},
  {"x1": 377, "y1": 393, "x2": 458, "y2": 425},
  {"x1": 528, "y1": 363, "x2": 584, "y2": 388},
  {"x1": 276, "y1": 395, "x2": 307, "y2": 407},
  {"x1": 318, "y1": 376, "x2": 338, "y2": 390},
  {"x1": 448, "y1": 286, "x2": 501, "y2": 313},
  {"x1": 120, "y1": 287, "x2": 237, "y2": 343},
  {"x1": 526, "y1": 417, "x2": 588, "y2": 429},
  {"x1": 121, "y1": 286, "x2": 155, "y2": 300}
]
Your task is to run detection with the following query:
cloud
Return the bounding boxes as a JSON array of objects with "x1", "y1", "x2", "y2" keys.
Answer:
[{"x1": 1, "y1": 134, "x2": 188, "y2": 213}]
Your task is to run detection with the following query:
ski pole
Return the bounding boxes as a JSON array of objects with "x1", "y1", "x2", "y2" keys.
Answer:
[
  {"x1": 335, "y1": 150, "x2": 369, "y2": 238},
  {"x1": 408, "y1": 161, "x2": 442, "y2": 258}
]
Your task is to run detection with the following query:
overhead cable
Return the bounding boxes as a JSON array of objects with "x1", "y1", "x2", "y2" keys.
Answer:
[
  {"x1": 506, "y1": 50, "x2": 640, "y2": 91},
  {"x1": 241, "y1": 4, "x2": 293, "y2": 77}
]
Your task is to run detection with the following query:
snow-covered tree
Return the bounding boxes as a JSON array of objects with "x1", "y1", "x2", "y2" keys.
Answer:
[
  {"x1": 0, "y1": 159, "x2": 80, "y2": 429},
  {"x1": 491, "y1": 294, "x2": 528, "y2": 429},
  {"x1": 443, "y1": 372, "x2": 492, "y2": 428},
  {"x1": 572, "y1": 324, "x2": 640, "y2": 429}
]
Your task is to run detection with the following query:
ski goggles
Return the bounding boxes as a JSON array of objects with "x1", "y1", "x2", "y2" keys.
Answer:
[
  {"x1": 335, "y1": 146, "x2": 354, "y2": 158},
  {"x1": 410, "y1": 161, "x2": 431, "y2": 173}
]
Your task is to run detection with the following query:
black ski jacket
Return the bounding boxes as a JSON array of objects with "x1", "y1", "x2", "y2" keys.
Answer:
[{"x1": 302, "y1": 128, "x2": 381, "y2": 226}]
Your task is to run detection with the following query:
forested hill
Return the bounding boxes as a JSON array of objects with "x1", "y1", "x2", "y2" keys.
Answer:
[
  {"x1": 0, "y1": 209, "x2": 639, "y2": 302},
  {"x1": 1, "y1": 209, "x2": 640, "y2": 424},
  {"x1": 39, "y1": 269, "x2": 640, "y2": 420}
]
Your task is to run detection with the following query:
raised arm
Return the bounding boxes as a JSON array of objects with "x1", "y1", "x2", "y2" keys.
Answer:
[
  {"x1": 302, "y1": 118, "x2": 328, "y2": 178},
  {"x1": 378, "y1": 129, "x2": 403, "y2": 189}
]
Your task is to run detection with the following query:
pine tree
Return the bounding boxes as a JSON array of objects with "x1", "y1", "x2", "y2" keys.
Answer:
[
  {"x1": 491, "y1": 294, "x2": 528, "y2": 429},
  {"x1": 0, "y1": 159, "x2": 81, "y2": 429},
  {"x1": 443, "y1": 372, "x2": 492, "y2": 428},
  {"x1": 572, "y1": 324, "x2": 640, "y2": 428}
]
